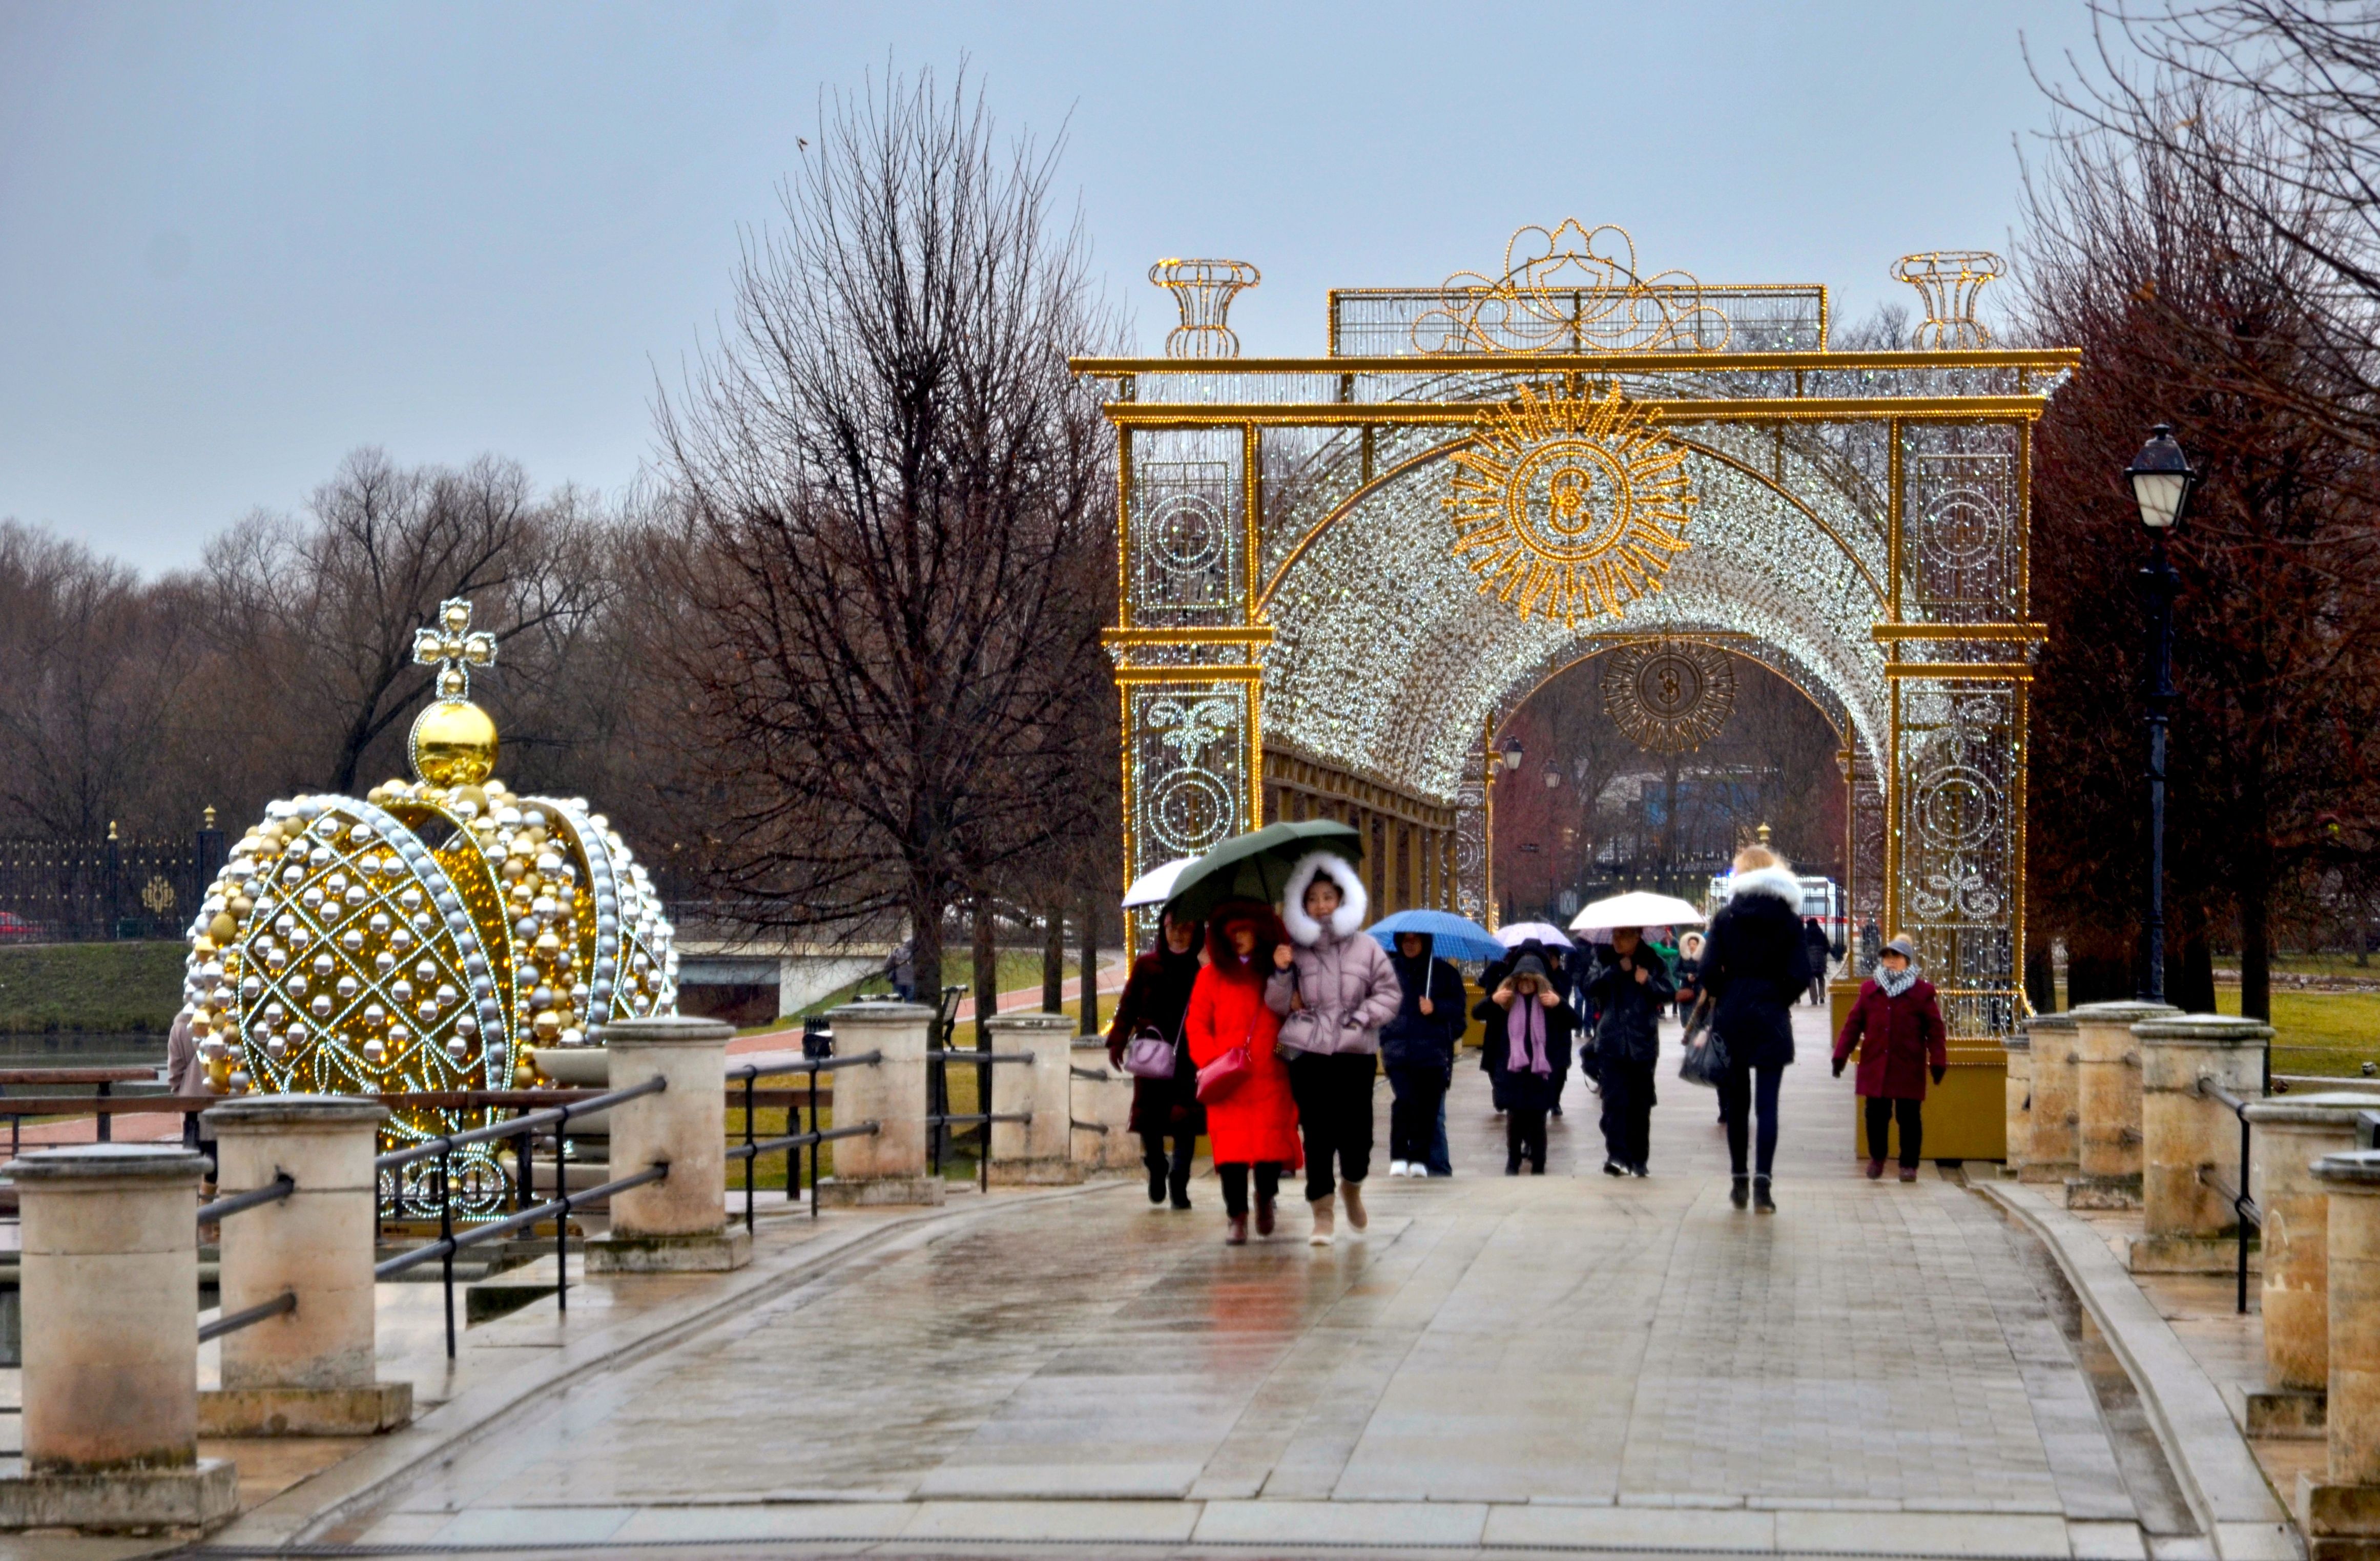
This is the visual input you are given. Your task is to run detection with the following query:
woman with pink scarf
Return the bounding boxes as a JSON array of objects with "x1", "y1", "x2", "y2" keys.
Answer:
[{"x1": 1473, "y1": 948, "x2": 1576, "y2": 1174}]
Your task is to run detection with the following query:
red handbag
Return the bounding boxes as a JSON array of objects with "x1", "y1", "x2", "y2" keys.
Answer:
[{"x1": 1195, "y1": 1019, "x2": 1259, "y2": 1104}]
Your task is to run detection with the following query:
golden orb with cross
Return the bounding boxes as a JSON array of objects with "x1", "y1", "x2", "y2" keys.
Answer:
[{"x1": 178, "y1": 597, "x2": 679, "y2": 1214}]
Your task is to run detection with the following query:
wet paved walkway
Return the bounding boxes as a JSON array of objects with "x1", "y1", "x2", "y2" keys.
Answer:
[{"x1": 320, "y1": 1009, "x2": 2209, "y2": 1558}]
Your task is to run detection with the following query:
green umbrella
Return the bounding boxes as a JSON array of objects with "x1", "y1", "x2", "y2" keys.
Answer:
[{"x1": 1161, "y1": 820, "x2": 1364, "y2": 926}]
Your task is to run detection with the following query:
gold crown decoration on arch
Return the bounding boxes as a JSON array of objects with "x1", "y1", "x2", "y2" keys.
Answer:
[
  {"x1": 1601, "y1": 638, "x2": 1737, "y2": 754},
  {"x1": 1445, "y1": 383, "x2": 1698, "y2": 627},
  {"x1": 1413, "y1": 220, "x2": 1730, "y2": 354},
  {"x1": 1892, "y1": 250, "x2": 2004, "y2": 350},
  {"x1": 178, "y1": 597, "x2": 679, "y2": 1217}
]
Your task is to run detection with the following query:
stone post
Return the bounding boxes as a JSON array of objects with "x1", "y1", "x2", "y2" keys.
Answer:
[
  {"x1": 199, "y1": 1095, "x2": 411, "y2": 1435},
  {"x1": 585, "y1": 1015, "x2": 750, "y2": 1272},
  {"x1": 2068, "y1": 1000, "x2": 2179, "y2": 1208},
  {"x1": 2129, "y1": 1013, "x2": 2269, "y2": 1274},
  {"x1": 1069, "y1": 1038, "x2": 1140, "y2": 1172},
  {"x1": 816, "y1": 1002, "x2": 943, "y2": 1206},
  {"x1": 986, "y1": 1012, "x2": 1081, "y2": 1185},
  {"x1": 2021, "y1": 1012, "x2": 2080, "y2": 1184},
  {"x1": 2000, "y1": 1029, "x2": 2031, "y2": 1179},
  {"x1": 0, "y1": 1144, "x2": 238, "y2": 1531},
  {"x1": 2244, "y1": 1093, "x2": 2380, "y2": 1425},
  {"x1": 2299, "y1": 1150, "x2": 2380, "y2": 1559}
]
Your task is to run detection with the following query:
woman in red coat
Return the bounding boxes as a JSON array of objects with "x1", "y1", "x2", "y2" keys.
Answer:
[
  {"x1": 1185, "y1": 898, "x2": 1302, "y2": 1245},
  {"x1": 1831, "y1": 935, "x2": 1949, "y2": 1182}
]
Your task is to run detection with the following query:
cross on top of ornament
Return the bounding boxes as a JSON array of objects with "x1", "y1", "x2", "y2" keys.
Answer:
[{"x1": 413, "y1": 598, "x2": 496, "y2": 700}]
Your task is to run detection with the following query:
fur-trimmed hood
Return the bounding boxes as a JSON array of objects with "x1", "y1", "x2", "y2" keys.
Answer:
[
  {"x1": 1280, "y1": 851, "x2": 1369, "y2": 946},
  {"x1": 1727, "y1": 864, "x2": 1803, "y2": 909}
]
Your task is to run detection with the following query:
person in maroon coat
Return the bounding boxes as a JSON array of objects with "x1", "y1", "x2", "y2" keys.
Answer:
[
  {"x1": 1107, "y1": 910, "x2": 1208, "y2": 1210},
  {"x1": 1831, "y1": 935, "x2": 1949, "y2": 1182}
]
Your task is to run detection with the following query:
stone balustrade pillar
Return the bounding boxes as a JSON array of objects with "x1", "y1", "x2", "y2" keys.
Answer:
[
  {"x1": 987, "y1": 1012, "x2": 1081, "y2": 1184},
  {"x1": 817, "y1": 1002, "x2": 943, "y2": 1205},
  {"x1": 2069, "y1": 1000, "x2": 2178, "y2": 1208},
  {"x1": 0, "y1": 1144, "x2": 237, "y2": 1532},
  {"x1": 2131, "y1": 1014, "x2": 2269, "y2": 1274},
  {"x1": 2244, "y1": 1093, "x2": 2380, "y2": 1412},
  {"x1": 2299, "y1": 1150, "x2": 2380, "y2": 1558},
  {"x1": 1069, "y1": 1038, "x2": 1139, "y2": 1172},
  {"x1": 2000, "y1": 1029, "x2": 2031, "y2": 1178},
  {"x1": 2021, "y1": 1012, "x2": 2080, "y2": 1184},
  {"x1": 199, "y1": 1096, "x2": 411, "y2": 1435},
  {"x1": 587, "y1": 1016, "x2": 750, "y2": 1271}
]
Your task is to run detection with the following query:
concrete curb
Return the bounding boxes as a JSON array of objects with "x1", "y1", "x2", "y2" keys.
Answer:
[
  {"x1": 209, "y1": 1179, "x2": 1132, "y2": 1552},
  {"x1": 1976, "y1": 1180, "x2": 2300, "y2": 1561}
]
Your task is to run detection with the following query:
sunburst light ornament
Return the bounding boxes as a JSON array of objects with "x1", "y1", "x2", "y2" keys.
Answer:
[{"x1": 1445, "y1": 384, "x2": 1696, "y2": 627}]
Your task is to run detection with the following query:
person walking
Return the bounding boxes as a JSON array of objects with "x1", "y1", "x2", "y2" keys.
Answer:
[
  {"x1": 1269, "y1": 854, "x2": 1400, "y2": 1245},
  {"x1": 1673, "y1": 930, "x2": 1706, "y2": 1023},
  {"x1": 1832, "y1": 935, "x2": 1949, "y2": 1182},
  {"x1": 1801, "y1": 917, "x2": 1834, "y2": 1006},
  {"x1": 1185, "y1": 899, "x2": 1301, "y2": 1245},
  {"x1": 1586, "y1": 927, "x2": 1673, "y2": 1178},
  {"x1": 1106, "y1": 909, "x2": 1207, "y2": 1210},
  {"x1": 1476, "y1": 953, "x2": 1574, "y2": 1174},
  {"x1": 884, "y1": 940, "x2": 917, "y2": 1003},
  {"x1": 1381, "y1": 931, "x2": 1464, "y2": 1177},
  {"x1": 1479, "y1": 948, "x2": 1515, "y2": 1116},
  {"x1": 1700, "y1": 846, "x2": 1813, "y2": 1213}
]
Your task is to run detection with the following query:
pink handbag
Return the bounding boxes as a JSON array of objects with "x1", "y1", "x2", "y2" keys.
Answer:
[
  {"x1": 1195, "y1": 1043, "x2": 1251, "y2": 1104},
  {"x1": 1121, "y1": 1028, "x2": 1177, "y2": 1080}
]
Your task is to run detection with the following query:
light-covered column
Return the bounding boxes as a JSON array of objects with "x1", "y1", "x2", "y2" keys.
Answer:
[
  {"x1": 587, "y1": 1015, "x2": 750, "y2": 1271},
  {"x1": 200, "y1": 1096, "x2": 411, "y2": 1435},
  {"x1": 2000, "y1": 1030, "x2": 2031, "y2": 1179},
  {"x1": 2068, "y1": 1000, "x2": 2179, "y2": 1208},
  {"x1": 0, "y1": 1144, "x2": 237, "y2": 1531},
  {"x1": 2245, "y1": 1093, "x2": 2379, "y2": 1404},
  {"x1": 987, "y1": 1012, "x2": 1080, "y2": 1184},
  {"x1": 2021, "y1": 1013, "x2": 2079, "y2": 1184},
  {"x1": 817, "y1": 1002, "x2": 943, "y2": 1205},
  {"x1": 2130, "y1": 1013, "x2": 2268, "y2": 1273},
  {"x1": 2301, "y1": 1150, "x2": 2380, "y2": 1557}
]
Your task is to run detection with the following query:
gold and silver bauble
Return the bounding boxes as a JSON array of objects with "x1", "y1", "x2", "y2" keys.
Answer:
[{"x1": 180, "y1": 599, "x2": 677, "y2": 1213}]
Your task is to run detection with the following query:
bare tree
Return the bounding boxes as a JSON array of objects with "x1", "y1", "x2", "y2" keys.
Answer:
[{"x1": 655, "y1": 67, "x2": 1118, "y2": 1002}]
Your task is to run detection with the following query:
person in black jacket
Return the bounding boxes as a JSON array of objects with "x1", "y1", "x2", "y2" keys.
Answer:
[
  {"x1": 1380, "y1": 931, "x2": 1465, "y2": 1177},
  {"x1": 1104, "y1": 910, "x2": 1207, "y2": 1209},
  {"x1": 1699, "y1": 847, "x2": 1813, "y2": 1213},
  {"x1": 1801, "y1": 917, "x2": 1836, "y2": 1005},
  {"x1": 1476, "y1": 952, "x2": 1574, "y2": 1174},
  {"x1": 1587, "y1": 928, "x2": 1674, "y2": 1178}
]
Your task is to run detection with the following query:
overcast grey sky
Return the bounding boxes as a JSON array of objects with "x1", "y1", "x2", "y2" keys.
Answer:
[{"x1": 0, "y1": 1, "x2": 2110, "y2": 573}]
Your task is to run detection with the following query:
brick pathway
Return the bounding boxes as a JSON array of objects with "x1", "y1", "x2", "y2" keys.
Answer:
[{"x1": 340, "y1": 1008, "x2": 2196, "y2": 1556}]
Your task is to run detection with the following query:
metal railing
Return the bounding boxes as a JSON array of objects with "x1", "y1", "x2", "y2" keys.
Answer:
[
  {"x1": 2198, "y1": 1075, "x2": 2262, "y2": 1315},
  {"x1": 725, "y1": 1051, "x2": 882, "y2": 1231},
  {"x1": 924, "y1": 1047, "x2": 1035, "y2": 1192},
  {"x1": 372, "y1": 1074, "x2": 668, "y2": 1359},
  {"x1": 194, "y1": 1169, "x2": 296, "y2": 1344}
]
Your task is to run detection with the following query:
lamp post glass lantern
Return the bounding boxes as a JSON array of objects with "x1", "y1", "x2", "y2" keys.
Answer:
[
  {"x1": 1500, "y1": 736, "x2": 1523, "y2": 776},
  {"x1": 2125, "y1": 425, "x2": 2194, "y2": 1004}
]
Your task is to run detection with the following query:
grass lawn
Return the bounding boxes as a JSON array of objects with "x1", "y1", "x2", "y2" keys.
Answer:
[
  {"x1": 2213, "y1": 986, "x2": 2380, "y2": 1076},
  {"x1": 0, "y1": 942, "x2": 188, "y2": 1034}
]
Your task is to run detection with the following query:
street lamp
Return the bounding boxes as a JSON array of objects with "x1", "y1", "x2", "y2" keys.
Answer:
[
  {"x1": 1500, "y1": 736, "x2": 1523, "y2": 775},
  {"x1": 2125, "y1": 424, "x2": 2196, "y2": 1003}
]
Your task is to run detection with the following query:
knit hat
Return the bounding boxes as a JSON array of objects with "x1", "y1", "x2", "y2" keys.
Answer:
[{"x1": 1882, "y1": 935, "x2": 1918, "y2": 962}]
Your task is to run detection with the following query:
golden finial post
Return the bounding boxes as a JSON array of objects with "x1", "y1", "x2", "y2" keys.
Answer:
[
  {"x1": 1892, "y1": 251, "x2": 2004, "y2": 349},
  {"x1": 1150, "y1": 258, "x2": 1260, "y2": 359},
  {"x1": 408, "y1": 598, "x2": 499, "y2": 787}
]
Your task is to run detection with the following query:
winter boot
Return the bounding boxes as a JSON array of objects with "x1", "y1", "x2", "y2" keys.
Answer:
[
  {"x1": 1225, "y1": 1214, "x2": 1248, "y2": 1246},
  {"x1": 1898, "y1": 1165, "x2": 1919, "y2": 1183},
  {"x1": 1730, "y1": 1174, "x2": 1751, "y2": 1210},
  {"x1": 1341, "y1": 1180, "x2": 1367, "y2": 1232},
  {"x1": 1753, "y1": 1176, "x2": 1777, "y2": 1213},
  {"x1": 1169, "y1": 1169, "x2": 1193, "y2": 1210},
  {"x1": 1147, "y1": 1165, "x2": 1167, "y2": 1205},
  {"x1": 1866, "y1": 1158, "x2": 1885, "y2": 1180},
  {"x1": 1309, "y1": 1197, "x2": 1335, "y2": 1246},
  {"x1": 1604, "y1": 1158, "x2": 1626, "y2": 1177},
  {"x1": 1255, "y1": 1192, "x2": 1276, "y2": 1237}
]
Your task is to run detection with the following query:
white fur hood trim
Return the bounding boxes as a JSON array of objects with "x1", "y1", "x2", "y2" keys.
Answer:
[
  {"x1": 1728, "y1": 865, "x2": 1803, "y2": 908},
  {"x1": 1281, "y1": 851, "x2": 1369, "y2": 945}
]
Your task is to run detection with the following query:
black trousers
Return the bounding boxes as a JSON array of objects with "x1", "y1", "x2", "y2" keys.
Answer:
[
  {"x1": 1140, "y1": 1128, "x2": 1196, "y2": 1191},
  {"x1": 1217, "y1": 1161, "x2": 1281, "y2": 1218},
  {"x1": 1287, "y1": 1051, "x2": 1376, "y2": 1202},
  {"x1": 1385, "y1": 1063, "x2": 1446, "y2": 1166},
  {"x1": 1599, "y1": 1057, "x2": 1654, "y2": 1169},
  {"x1": 1719, "y1": 1062, "x2": 1785, "y2": 1178},
  {"x1": 1865, "y1": 1095, "x2": 1924, "y2": 1168},
  {"x1": 1506, "y1": 1106, "x2": 1548, "y2": 1173}
]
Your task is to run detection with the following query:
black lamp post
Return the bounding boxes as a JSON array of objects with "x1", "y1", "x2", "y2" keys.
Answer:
[{"x1": 2124, "y1": 424, "x2": 2196, "y2": 1004}]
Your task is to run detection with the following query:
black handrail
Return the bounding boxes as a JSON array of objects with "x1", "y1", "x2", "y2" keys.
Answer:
[
  {"x1": 199, "y1": 1288, "x2": 296, "y2": 1344},
  {"x1": 725, "y1": 1051, "x2": 885, "y2": 1231},
  {"x1": 923, "y1": 1047, "x2": 1038, "y2": 1191},
  {"x1": 2198, "y1": 1075, "x2": 2261, "y2": 1314},
  {"x1": 196, "y1": 1171, "x2": 294, "y2": 1226},
  {"x1": 374, "y1": 1074, "x2": 666, "y2": 1174}
]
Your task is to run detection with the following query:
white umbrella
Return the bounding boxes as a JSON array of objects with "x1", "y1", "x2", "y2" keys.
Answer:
[
  {"x1": 1495, "y1": 921, "x2": 1576, "y2": 949},
  {"x1": 1121, "y1": 856, "x2": 1201, "y2": 910},
  {"x1": 1569, "y1": 891, "x2": 1707, "y2": 936}
]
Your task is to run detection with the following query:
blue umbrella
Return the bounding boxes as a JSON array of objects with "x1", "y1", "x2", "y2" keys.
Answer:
[{"x1": 1365, "y1": 908, "x2": 1505, "y2": 963}]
